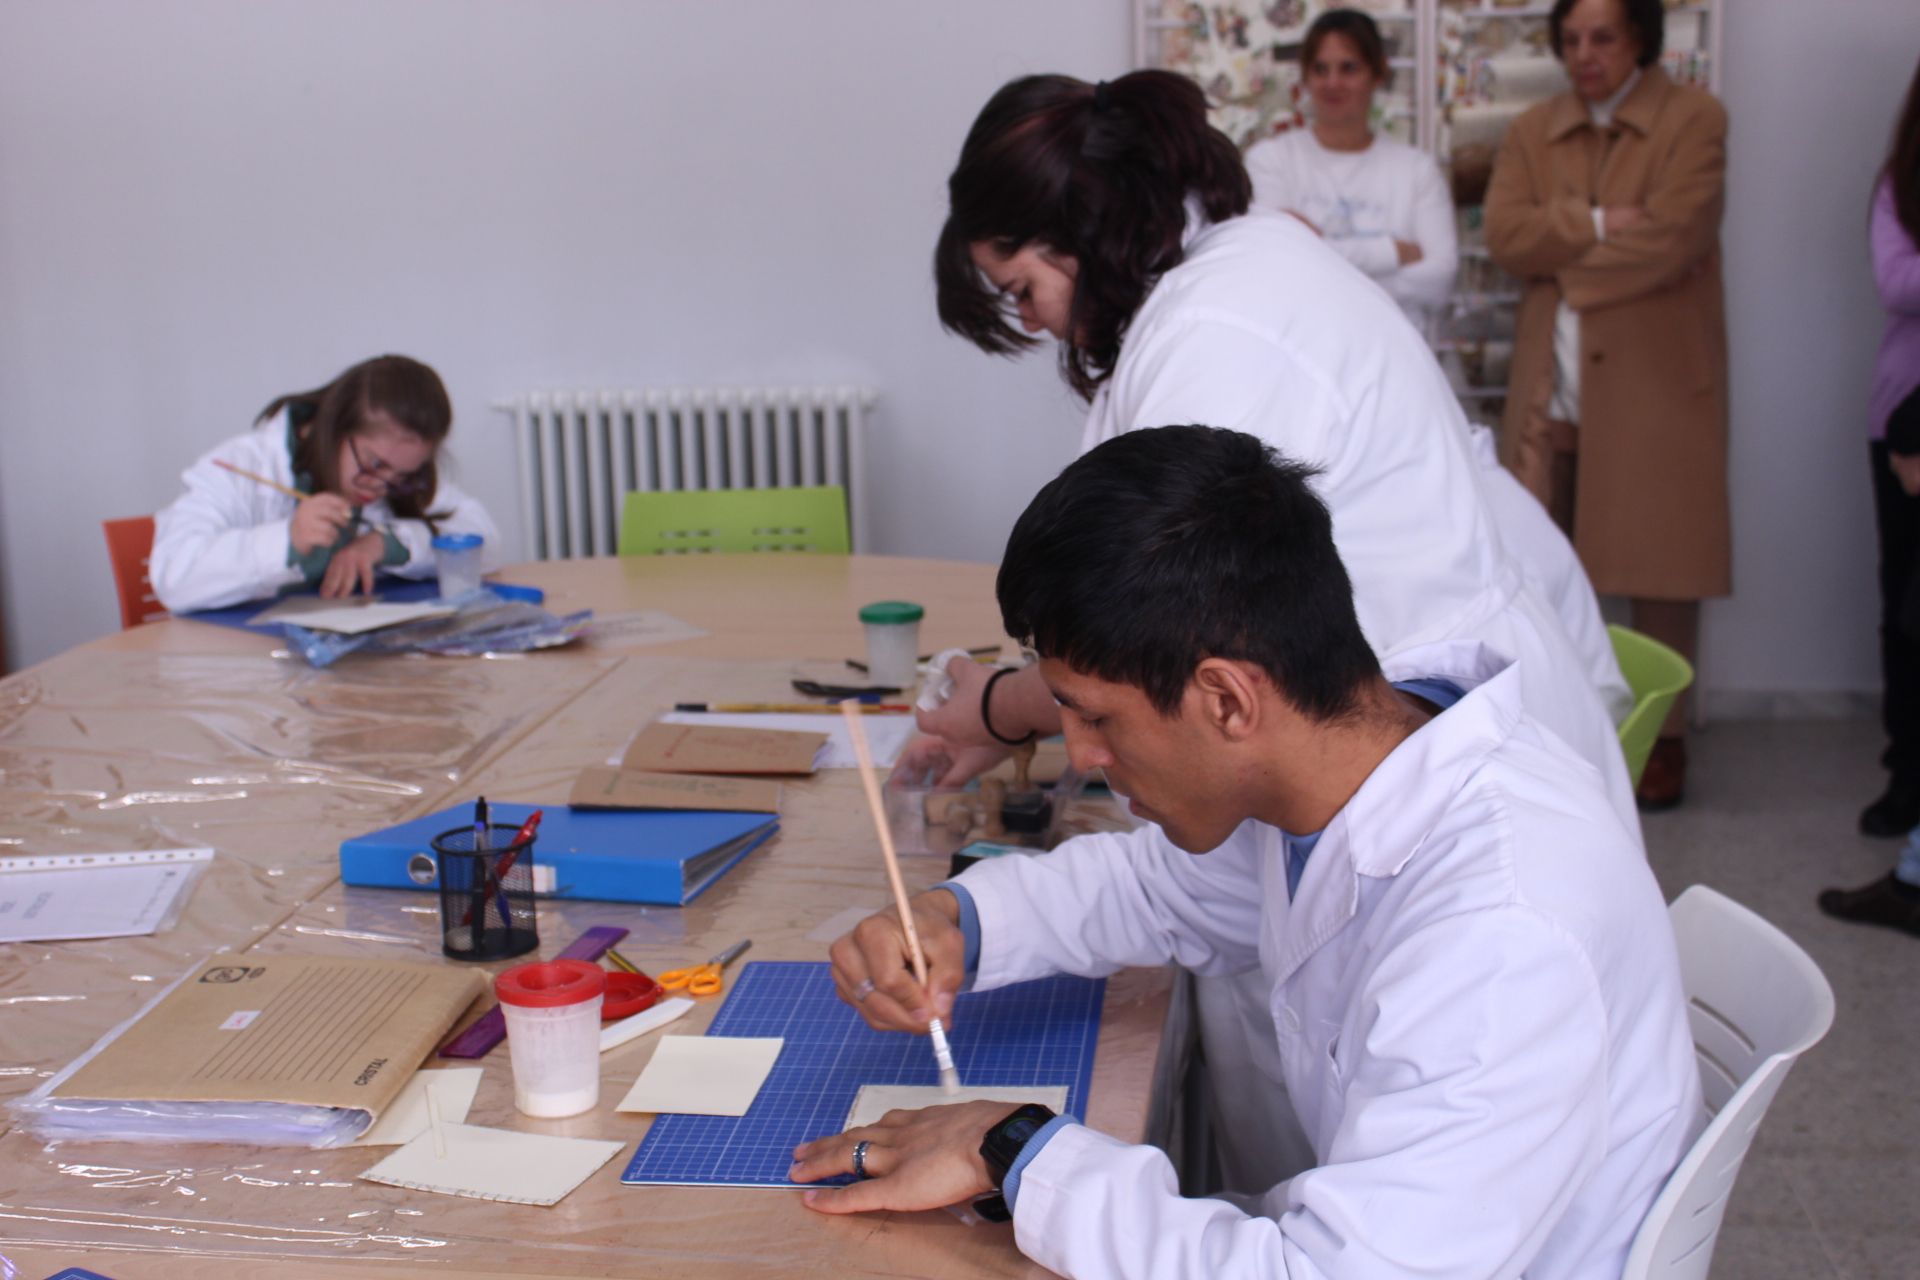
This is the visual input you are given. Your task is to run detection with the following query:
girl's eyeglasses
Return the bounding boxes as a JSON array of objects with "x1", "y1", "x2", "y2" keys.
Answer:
[{"x1": 347, "y1": 436, "x2": 429, "y2": 498}]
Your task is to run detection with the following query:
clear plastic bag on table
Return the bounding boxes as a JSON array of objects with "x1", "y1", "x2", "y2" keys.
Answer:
[{"x1": 284, "y1": 590, "x2": 593, "y2": 668}]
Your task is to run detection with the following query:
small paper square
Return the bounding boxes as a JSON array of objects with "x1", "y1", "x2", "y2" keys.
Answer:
[
  {"x1": 219, "y1": 1010, "x2": 260, "y2": 1031},
  {"x1": 352, "y1": 1068, "x2": 483, "y2": 1146},
  {"x1": 359, "y1": 1123, "x2": 622, "y2": 1206},
  {"x1": 615, "y1": 1035, "x2": 784, "y2": 1116}
]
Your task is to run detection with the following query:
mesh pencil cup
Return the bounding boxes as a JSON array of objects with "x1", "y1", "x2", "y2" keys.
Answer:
[
  {"x1": 495, "y1": 960, "x2": 606, "y2": 1117},
  {"x1": 432, "y1": 823, "x2": 539, "y2": 962}
]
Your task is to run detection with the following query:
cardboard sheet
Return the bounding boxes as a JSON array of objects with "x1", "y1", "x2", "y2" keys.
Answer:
[
  {"x1": 569, "y1": 766, "x2": 782, "y2": 814},
  {"x1": 622, "y1": 723, "x2": 825, "y2": 776},
  {"x1": 615, "y1": 1035, "x2": 784, "y2": 1116},
  {"x1": 53, "y1": 955, "x2": 484, "y2": 1117},
  {"x1": 843, "y1": 1084, "x2": 1069, "y2": 1131},
  {"x1": 659, "y1": 711, "x2": 915, "y2": 770},
  {"x1": 351, "y1": 1068, "x2": 483, "y2": 1146},
  {"x1": 359, "y1": 1122, "x2": 623, "y2": 1206}
]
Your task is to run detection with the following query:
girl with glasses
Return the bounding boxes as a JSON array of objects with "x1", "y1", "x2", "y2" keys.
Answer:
[{"x1": 150, "y1": 354, "x2": 499, "y2": 611}]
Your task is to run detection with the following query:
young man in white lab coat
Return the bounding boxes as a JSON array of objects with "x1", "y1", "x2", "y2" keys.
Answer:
[{"x1": 791, "y1": 426, "x2": 1702, "y2": 1279}]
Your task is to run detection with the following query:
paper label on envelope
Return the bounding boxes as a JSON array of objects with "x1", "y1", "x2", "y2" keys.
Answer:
[
  {"x1": 569, "y1": 766, "x2": 782, "y2": 813},
  {"x1": 621, "y1": 723, "x2": 826, "y2": 776},
  {"x1": 53, "y1": 956, "x2": 484, "y2": 1119}
]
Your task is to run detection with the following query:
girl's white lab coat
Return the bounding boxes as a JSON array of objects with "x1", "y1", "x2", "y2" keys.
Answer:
[
  {"x1": 1083, "y1": 210, "x2": 1635, "y2": 828},
  {"x1": 150, "y1": 413, "x2": 501, "y2": 614},
  {"x1": 956, "y1": 643, "x2": 1703, "y2": 1280}
]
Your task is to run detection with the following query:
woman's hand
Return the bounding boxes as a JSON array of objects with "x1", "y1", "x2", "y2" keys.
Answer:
[
  {"x1": 789, "y1": 1098, "x2": 1013, "y2": 1214},
  {"x1": 894, "y1": 735, "x2": 1013, "y2": 788},
  {"x1": 289, "y1": 493, "x2": 355, "y2": 555},
  {"x1": 829, "y1": 891, "x2": 965, "y2": 1033},
  {"x1": 915, "y1": 659, "x2": 1059, "y2": 760},
  {"x1": 1602, "y1": 205, "x2": 1649, "y2": 236},
  {"x1": 319, "y1": 530, "x2": 386, "y2": 599},
  {"x1": 1889, "y1": 452, "x2": 1920, "y2": 497}
]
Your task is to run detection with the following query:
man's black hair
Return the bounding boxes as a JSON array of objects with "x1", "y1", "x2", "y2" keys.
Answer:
[{"x1": 997, "y1": 425, "x2": 1380, "y2": 720}]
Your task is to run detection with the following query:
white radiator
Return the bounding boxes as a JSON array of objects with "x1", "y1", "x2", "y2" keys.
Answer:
[{"x1": 495, "y1": 386, "x2": 876, "y2": 560}]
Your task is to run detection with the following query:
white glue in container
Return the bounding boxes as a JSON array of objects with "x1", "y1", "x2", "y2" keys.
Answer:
[
  {"x1": 495, "y1": 959, "x2": 606, "y2": 1117},
  {"x1": 432, "y1": 532, "x2": 485, "y2": 600},
  {"x1": 858, "y1": 600, "x2": 925, "y2": 690}
]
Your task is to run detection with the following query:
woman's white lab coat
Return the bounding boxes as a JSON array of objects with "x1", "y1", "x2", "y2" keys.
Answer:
[
  {"x1": 150, "y1": 413, "x2": 501, "y2": 613},
  {"x1": 956, "y1": 643, "x2": 1702, "y2": 1280},
  {"x1": 1083, "y1": 210, "x2": 1635, "y2": 827}
]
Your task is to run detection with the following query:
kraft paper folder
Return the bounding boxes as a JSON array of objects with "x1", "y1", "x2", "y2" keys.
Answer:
[
  {"x1": 339, "y1": 800, "x2": 779, "y2": 906},
  {"x1": 25, "y1": 956, "x2": 483, "y2": 1148}
]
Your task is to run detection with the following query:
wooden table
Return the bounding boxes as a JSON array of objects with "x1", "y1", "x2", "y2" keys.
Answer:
[{"x1": 0, "y1": 556, "x2": 1170, "y2": 1279}]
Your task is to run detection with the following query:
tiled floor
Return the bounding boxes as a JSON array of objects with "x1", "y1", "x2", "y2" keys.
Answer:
[{"x1": 1645, "y1": 717, "x2": 1919, "y2": 1280}]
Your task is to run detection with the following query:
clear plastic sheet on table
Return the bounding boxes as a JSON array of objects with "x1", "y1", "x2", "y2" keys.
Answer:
[
  {"x1": 0, "y1": 648, "x2": 618, "y2": 875},
  {"x1": 284, "y1": 591, "x2": 592, "y2": 668},
  {"x1": 0, "y1": 649, "x2": 618, "y2": 1106}
]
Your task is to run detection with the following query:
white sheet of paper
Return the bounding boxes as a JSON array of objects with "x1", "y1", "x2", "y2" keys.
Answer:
[
  {"x1": 260, "y1": 599, "x2": 455, "y2": 634},
  {"x1": 358, "y1": 1122, "x2": 623, "y2": 1206},
  {"x1": 805, "y1": 903, "x2": 882, "y2": 944},
  {"x1": 615, "y1": 1035, "x2": 784, "y2": 1116},
  {"x1": 0, "y1": 847, "x2": 213, "y2": 943},
  {"x1": 351, "y1": 1068, "x2": 483, "y2": 1146},
  {"x1": 844, "y1": 1084, "x2": 1069, "y2": 1132},
  {"x1": 658, "y1": 712, "x2": 914, "y2": 770}
]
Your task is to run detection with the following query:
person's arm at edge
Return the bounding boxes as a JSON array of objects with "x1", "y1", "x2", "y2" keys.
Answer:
[{"x1": 1872, "y1": 178, "x2": 1920, "y2": 316}]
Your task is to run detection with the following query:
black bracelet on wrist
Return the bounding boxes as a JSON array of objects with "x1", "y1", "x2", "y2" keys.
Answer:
[{"x1": 981, "y1": 666, "x2": 1037, "y2": 747}]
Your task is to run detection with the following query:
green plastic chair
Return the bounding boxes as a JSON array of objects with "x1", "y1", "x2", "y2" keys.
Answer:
[
  {"x1": 1609, "y1": 624, "x2": 1695, "y2": 789},
  {"x1": 617, "y1": 485, "x2": 850, "y2": 556}
]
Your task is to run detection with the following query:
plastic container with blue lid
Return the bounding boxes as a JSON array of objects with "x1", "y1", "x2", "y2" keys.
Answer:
[{"x1": 432, "y1": 532, "x2": 486, "y2": 600}]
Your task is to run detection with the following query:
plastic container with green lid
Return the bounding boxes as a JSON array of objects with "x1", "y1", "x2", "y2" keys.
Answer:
[{"x1": 859, "y1": 601, "x2": 925, "y2": 688}]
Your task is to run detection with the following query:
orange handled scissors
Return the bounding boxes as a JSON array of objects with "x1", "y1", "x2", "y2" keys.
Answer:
[{"x1": 660, "y1": 938, "x2": 751, "y2": 997}]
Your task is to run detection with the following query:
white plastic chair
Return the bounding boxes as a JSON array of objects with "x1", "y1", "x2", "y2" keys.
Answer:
[{"x1": 1622, "y1": 886, "x2": 1836, "y2": 1279}]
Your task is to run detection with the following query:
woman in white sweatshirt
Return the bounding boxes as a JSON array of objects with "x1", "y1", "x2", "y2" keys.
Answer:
[
  {"x1": 150, "y1": 354, "x2": 499, "y2": 613},
  {"x1": 1243, "y1": 8, "x2": 1457, "y2": 329}
]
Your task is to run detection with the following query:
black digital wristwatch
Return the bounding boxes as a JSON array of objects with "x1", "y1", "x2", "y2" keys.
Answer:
[{"x1": 972, "y1": 1102, "x2": 1057, "y2": 1223}]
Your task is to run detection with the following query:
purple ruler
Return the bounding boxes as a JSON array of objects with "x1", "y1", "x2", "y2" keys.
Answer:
[{"x1": 438, "y1": 924, "x2": 628, "y2": 1059}]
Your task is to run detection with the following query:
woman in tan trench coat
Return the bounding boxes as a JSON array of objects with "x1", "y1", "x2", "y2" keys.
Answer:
[{"x1": 1485, "y1": 0, "x2": 1728, "y2": 807}]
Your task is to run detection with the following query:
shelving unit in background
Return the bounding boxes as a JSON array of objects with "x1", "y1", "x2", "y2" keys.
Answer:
[{"x1": 1138, "y1": 0, "x2": 1723, "y2": 423}]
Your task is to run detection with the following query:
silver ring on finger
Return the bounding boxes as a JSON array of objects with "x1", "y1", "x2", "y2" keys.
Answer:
[
  {"x1": 852, "y1": 1139, "x2": 873, "y2": 1180},
  {"x1": 852, "y1": 977, "x2": 876, "y2": 1003}
]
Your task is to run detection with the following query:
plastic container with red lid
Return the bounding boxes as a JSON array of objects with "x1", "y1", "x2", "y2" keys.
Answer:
[{"x1": 495, "y1": 960, "x2": 606, "y2": 1116}]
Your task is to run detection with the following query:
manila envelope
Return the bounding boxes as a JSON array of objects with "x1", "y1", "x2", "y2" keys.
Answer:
[
  {"x1": 54, "y1": 955, "x2": 485, "y2": 1122},
  {"x1": 570, "y1": 765, "x2": 782, "y2": 814},
  {"x1": 621, "y1": 722, "x2": 826, "y2": 777}
]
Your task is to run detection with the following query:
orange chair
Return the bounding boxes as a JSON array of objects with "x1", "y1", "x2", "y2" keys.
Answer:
[{"x1": 102, "y1": 516, "x2": 169, "y2": 629}]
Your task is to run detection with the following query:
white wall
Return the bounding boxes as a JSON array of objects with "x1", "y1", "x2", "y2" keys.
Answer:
[
  {"x1": 2, "y1": 2, "x2": 1916, "y2": 711},
  {"x1": 1704, "y1": 0, "x2": 1918, "y2": 711},
  {"x1": 0, "y1": 0, "x2": 1109, "y2": 669}
]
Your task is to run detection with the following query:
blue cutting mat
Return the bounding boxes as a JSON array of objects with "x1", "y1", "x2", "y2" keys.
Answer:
[{"x1": 621, "y1": 960, "x2": 1103, "y2": 1188}]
